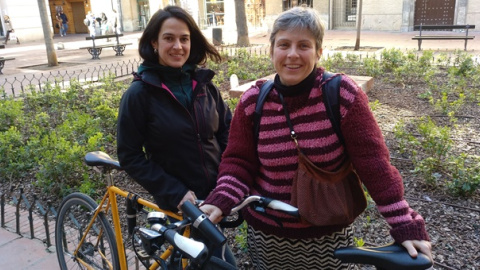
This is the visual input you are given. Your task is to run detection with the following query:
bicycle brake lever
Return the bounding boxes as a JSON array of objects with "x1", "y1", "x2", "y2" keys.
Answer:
[{"x1": 250, "y1": 202, "x2": 284, "y2": 228}]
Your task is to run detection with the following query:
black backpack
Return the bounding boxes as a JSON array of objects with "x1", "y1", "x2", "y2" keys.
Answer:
[{"x1": 253, "y1": 72, "x2": 344, "y2": 145}]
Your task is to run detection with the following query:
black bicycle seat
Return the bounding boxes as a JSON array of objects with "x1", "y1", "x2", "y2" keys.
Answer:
[
  {"x1": 334, "y1": 243, "x2": 432, "y2": 270},
  {"x1": 84, "y1": 151, "x2": 122, "y2": 170}
]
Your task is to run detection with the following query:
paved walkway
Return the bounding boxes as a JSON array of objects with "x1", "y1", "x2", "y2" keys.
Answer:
[
  {"x1": 1, "y1": 29, "x2": 479, "y2": 77},
  {"x1": 0, "y1": 203, "x2": 58, "y2": 269},
  {"x1": 0, "y1": 28, "x2": 479, "y2": 269}
]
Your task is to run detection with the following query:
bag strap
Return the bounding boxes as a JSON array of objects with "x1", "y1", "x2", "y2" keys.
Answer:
[
  {"x1": 253, "y1": 79, "x2": 274, "y2": 145},
  {"x1": 322, "y1": 72, "x2": 344, "y2": 145},
  {"x1": 253, "y1": 72, "x2": 344, "y2": 145}
]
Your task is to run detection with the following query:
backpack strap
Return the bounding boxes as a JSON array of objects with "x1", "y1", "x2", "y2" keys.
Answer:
[
  {"x1": 322, "y1": 72, "x2": 344, "y2": 145},
  {"x1": 253, "y1": 79, "x2": 274, "y2": 144},
  {"x1": 253, "y1": 72, "x2": 344, "y2": 146}
]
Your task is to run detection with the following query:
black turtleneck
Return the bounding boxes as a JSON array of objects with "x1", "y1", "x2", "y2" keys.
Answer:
[{"x1": 273, "y1": 68, "x2": 317, "y2": 97}]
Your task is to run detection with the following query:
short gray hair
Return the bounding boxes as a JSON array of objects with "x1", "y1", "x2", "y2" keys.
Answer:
[{"x1": 269, "y1": 7, "x2": 325, "y2": 55}]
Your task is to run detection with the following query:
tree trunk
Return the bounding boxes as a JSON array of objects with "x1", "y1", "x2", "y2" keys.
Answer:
[
  {"x1": 235, "y1": 0, "x2": 250, "y2": 46},
  {"x1": 37, "y1": 0, "x2": 58, "y2": 66},
  {"x1": 354, "y1": 0, "x2": 363, "y2": 51}
]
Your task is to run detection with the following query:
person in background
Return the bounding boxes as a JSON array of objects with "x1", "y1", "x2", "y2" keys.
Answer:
[
  {"x1": 85, "y1": 12, "x2": 96, "y2": 37},
  {"x1": 100, "y1": 12, "x2": 109, "y2": 35},
  {"x1": 116, "y1": 5, "x2": 234, "y2": 266},
  {"x1": 100, "y1": 12, "x2": 111, "y2": 41},
  {"x1": 3, "y1": 15, "x2": 19, "y2": 44},
  {"x1": 55, "y1": 12, "x2": 64, "y2": 37},
  {"x1": 200, "y1": 6, "x2": 432, "y2": 269},
  {"x1": 59, "y1": 10, "x2": 68, "y2": 36},
  {"x1": 110, "y1": 9, "x2": 121, "y2": 35}
]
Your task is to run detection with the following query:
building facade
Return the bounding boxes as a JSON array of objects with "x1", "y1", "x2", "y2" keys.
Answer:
[{"x1": 1, "y1": 0, "x2": 478, "y2": 43}]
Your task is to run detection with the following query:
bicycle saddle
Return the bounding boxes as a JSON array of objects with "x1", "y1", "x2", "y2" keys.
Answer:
[
  {"x1": 84, "y1": 151, "x2": 122, "y2": 170},
  {"x1": 334, "y1": 243, "x2": 432, "y2": 270}
]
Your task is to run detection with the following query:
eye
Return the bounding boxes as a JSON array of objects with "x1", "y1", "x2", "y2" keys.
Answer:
[
  {"x1": 300, "y1": 43, "x2": 312, "y2": 49},
  {"x1": 181, "y1": 37, "x2": 190, "y2": 43}
]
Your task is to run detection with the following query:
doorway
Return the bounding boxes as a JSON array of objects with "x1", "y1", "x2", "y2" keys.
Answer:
[
  {"x1": 414, "y1": 0, "x2": 456, "y2": 26},
  {"x1": 71, "y1": 2, "x2": 88, "y2": 33}
]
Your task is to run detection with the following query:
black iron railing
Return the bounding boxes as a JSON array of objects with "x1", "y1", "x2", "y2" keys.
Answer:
[{"x1": 1, "y1": 58, "x2": 142, "y2": 99}]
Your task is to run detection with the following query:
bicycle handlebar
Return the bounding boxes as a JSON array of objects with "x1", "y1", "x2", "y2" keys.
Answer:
[
  {"x1": 230, "y1": 195, "x2": 299, "y2": 217},
  {"x1": 223, "y1": 196, "x2": 432, "y2": 270},
  {"x1": 181, "y1": 201, "x2": 227, "y2": 247},
  {"x1": 147, "y1": 225, "x2": 208, "y2": 262}
]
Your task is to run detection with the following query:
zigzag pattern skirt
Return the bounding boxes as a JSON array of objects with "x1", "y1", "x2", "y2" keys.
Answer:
[{"x1": 247, "y1": 225, "x2": 354, "y2": 270}]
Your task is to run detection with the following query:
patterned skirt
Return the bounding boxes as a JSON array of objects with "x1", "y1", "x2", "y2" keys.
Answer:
[{"x1": 247, "y1": 225, "x2": 354, "y2": 270}]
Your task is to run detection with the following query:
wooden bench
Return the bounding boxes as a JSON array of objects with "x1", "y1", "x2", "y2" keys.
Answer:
[
  {"x1": 412, "y1": 24, "x2": 476, "y2": 51},
  {"x1": 0, "y1": 57, "x2": 15, "y2": 74},
  {"x1": 80, "y1": 33, "x2": 132, "y2": 59}
]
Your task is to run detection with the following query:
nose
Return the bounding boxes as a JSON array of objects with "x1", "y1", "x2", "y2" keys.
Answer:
[
  {"x1": 287, "y1": 47, "x2": 299, "y2": 58},
  {"x1": 173, "y1": 39, "x2": 182, "y2": 49}
]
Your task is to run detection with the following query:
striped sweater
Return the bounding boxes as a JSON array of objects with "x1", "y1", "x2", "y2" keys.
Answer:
[{"x1": 204, "y1": 68, "x2": 429, "y2": 243}]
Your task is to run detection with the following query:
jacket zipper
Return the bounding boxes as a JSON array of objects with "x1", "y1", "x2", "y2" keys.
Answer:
[{"x1": 144, "y1": 78, "x2": 211, "y2": 186}]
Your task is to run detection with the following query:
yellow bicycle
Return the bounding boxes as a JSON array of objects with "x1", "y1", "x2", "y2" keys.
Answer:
[{"x1": 55, "y1": 151, "x2": 232, "y2": 270}]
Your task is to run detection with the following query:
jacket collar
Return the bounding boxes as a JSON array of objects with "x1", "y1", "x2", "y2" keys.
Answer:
[{"x1": 136, "y1": 63, "x2": 216, "y2": 89}]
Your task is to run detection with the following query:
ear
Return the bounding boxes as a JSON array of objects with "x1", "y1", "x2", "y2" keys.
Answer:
[
  {"x1": 317, "y1": 48, "x2": 323, "y2": 60},
  {"x1": 151, "y1": 40, "x2": 158, "y2": 50}
]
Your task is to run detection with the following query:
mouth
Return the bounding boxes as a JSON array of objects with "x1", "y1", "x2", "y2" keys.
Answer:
[{"x1": 285, "y1": 64, "x2": 301, "y2": 69}]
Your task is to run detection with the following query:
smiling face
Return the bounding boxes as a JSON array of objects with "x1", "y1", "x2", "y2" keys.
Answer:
[
  {"x1": 151, "y1": 17, "x2": 191, "y2": 68},
  {"x1": 272, "y1": 28, "x2": 322, "y2": 86}
]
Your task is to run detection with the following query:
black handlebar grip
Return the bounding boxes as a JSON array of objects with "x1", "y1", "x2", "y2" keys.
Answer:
[{"x1": 181, "y1": 201, "x2": 227, "y2": 247}]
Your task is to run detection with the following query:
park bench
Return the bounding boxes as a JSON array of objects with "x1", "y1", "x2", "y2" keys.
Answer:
[
  {"x1": 0, "y1": 56, "x2": 15, "y2": 74},
  {"x1": 80, "y1": 33, "x2": 132, "y2": 59},
  {"x1": 412, "y1": 24, "x2": 476, "y2": 51}
]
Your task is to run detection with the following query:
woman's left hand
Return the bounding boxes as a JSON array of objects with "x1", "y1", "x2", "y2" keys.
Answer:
[
  {"x1": 177, "y1": 190, "x2": 197, "y2": 211},
  {"x1": 401, "y1": 240, "x2": 433, "y2": 263}
]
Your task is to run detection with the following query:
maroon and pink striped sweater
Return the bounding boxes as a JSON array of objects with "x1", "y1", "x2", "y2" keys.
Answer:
[{"x1": 204, "y1": 68, "x2": 429, "y2": 243}]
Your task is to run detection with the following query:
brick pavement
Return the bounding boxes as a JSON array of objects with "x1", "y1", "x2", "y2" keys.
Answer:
[{"x1": 1, "y1": 203, "x2": 58, "y2": 269}]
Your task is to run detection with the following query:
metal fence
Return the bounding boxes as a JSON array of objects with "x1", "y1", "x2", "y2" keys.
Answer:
[
  {"x1": 1, "y1": 58, "x2": 143, "y2": 99},
  {"x1": 1, "y1": 186, "x2": 57, "y2": 248},
  {"x1": 2, "y1": 44, "x2": 478, "y2": 99}
]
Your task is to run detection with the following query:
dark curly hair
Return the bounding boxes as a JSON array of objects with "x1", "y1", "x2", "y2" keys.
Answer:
[{"x1": 138, "y1": 6, "x2": 221, "y2": 65}]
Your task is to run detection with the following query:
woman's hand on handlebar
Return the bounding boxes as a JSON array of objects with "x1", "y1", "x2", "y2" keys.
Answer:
[
  {"x1": 199, "y1": 204, "x2": 224, "y2": 224},
  {"x1": 401, "y1": 240, "x2": 433, "y2": 263},
  {"x1": 177, "y1": 190, "x2": 197, "y2": 211}
]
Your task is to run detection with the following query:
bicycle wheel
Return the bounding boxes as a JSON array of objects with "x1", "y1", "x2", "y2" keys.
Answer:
[{"x1": 55, "y1": 192, "x2": 120, "y2": 270}]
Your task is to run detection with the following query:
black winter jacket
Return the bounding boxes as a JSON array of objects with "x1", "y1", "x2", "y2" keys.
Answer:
[{"x1": 117, "y1": 67, "x2": 232, "y2": 211}]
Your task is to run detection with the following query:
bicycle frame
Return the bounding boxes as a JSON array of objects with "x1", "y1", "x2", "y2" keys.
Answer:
[{"x1": 75, "y1": 168, "x2": 185, "y2": 270}]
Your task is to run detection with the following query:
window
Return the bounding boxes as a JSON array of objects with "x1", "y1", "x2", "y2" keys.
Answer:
[
  {"x1": 206, "y1": 0, "x2": 224, "y2": 26},
  {"x1": 282, "y1": 0, "x2": 313, "y2": 11},
  {"x1": 346, "y1": 0, "x2": 357, "y2": 22}
]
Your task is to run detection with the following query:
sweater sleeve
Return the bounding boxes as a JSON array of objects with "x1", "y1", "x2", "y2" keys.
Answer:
[
  {"x1": 117, "y1": 83, "x2": 188, "y2": 211},
  {"x1": 340, "y1": 78, "x2": 429, "y2": 243},
  {"x1": 203, "y1": 88, "x2": 259, "y2": 215}
]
